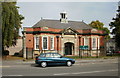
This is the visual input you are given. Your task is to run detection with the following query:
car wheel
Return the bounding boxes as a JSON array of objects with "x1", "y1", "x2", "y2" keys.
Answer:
[
  {"x1": 41, "y1": 62, "x2": 47, "y2": 68},
  {"x1": 66, "y1": 61, "x2": 72, "y2": 67}
]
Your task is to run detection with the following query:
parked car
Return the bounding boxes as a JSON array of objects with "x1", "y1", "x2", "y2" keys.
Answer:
[
  {"x1": 106, "y1": 50, "x2": 113, "y2": 56},
  {"x1": 114, "y1": 51, "x2": 120, "y2": 54},
  {"x1": 35, "y1": 52, "x2": 75, "y2": 68}
]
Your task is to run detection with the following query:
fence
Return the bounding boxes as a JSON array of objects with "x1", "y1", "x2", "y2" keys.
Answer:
[
  {"x1": 79, "y1": 49, "x2": 100, "y2": 58},
  {"x1": 25, "y1": 46, "x2": 105, "y2": 59}
]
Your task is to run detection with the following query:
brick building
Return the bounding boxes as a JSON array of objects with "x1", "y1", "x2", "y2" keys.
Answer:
[{"x1": 22, "y1": 12, "x2": 106, "y2": 58}]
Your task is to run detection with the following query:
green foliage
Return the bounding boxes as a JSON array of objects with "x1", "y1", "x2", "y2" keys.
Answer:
[
  {"x1": 89, "y1": 20, "x2": 104, "y2": 30},
  {"x1": 109, "y1": 4, "x2": 120, "y2": 49},
  {"x1": 2, "y1": 2, "x2": 24, "y2": 49},
  {"x1": 89, "y1": 20, "x2": 110, "y2": 39}
]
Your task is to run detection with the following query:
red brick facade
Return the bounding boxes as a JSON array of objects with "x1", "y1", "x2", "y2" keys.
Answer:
[{"x1": 23, "y1": 26, "x2": 106, "y2": 57}]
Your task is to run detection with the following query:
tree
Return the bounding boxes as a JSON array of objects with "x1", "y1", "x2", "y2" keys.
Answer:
[
  {"x1": 89, "y1": 20, "x2": 110, "y2": 39},
  {"x1": 2, "y1": 2, "x2": 24, "y2": 51},
  {"x1": 109, "y1": 2, "x2": 120, "y2": 50}
]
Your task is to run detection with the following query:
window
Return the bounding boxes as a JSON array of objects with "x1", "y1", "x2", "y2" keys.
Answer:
[
  {"x1": 46, "y1": 53, "x2": 53, "y2": 57},
  {"x1": 35, "y1": 36, "x2": 39, "y2": 50},
  {"x1": 50, "y1": 37, "x2": 54, "y2": 50},
  {"x1": 42, "y1": 37, "x2": 48, "y2": 50},
  {"x1": 53, "y1": 53, "x2": 61, "y2": 58},
  {"x1": 84, "y1": 38, "x2": 89, "y2": 46},
  {"x1": 92, "y1": 38, "x2": 96, "y2": 49}
]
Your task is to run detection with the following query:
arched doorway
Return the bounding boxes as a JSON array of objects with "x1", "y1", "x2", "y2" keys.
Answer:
[{"x1": 64, "y1": 42, "x2": 74, "y2": 55}]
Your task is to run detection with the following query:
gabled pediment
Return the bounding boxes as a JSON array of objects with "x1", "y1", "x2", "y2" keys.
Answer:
[{"x1": 60, "y1": 27, "x2": 79, "y2": 34}]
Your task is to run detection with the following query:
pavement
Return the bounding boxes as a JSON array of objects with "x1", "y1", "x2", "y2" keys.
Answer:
[{"x1": 2, "y1": 56, "x2": 119, "y2": 66}]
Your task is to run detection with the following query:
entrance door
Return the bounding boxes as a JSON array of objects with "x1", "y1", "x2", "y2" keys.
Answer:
[{"x1": 64, "y1": 42, "x2": 74, "y2": 55}]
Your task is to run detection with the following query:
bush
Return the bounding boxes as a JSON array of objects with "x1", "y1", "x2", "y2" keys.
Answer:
[{"x1": 3, "y1": 50, "x2": 9, "y2": 55}]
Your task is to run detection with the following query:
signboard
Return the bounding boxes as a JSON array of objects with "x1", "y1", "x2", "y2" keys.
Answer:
[{"x1": 80, "y1": 46, "x2": 88, "y2": 50}]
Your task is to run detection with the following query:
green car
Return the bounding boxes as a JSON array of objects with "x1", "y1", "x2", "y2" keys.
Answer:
[{"x1": 35, "y1": 52, "x2": 75, "y2": 68}]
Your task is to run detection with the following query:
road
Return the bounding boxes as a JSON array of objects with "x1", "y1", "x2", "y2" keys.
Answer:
[{"x1": 2, "y1": 58, "x2": 119, "y2": 76}]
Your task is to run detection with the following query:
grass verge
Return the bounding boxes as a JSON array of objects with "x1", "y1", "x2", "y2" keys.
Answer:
[{"x1": 65, "y1": 55, "x2": 119, "y2": 60}]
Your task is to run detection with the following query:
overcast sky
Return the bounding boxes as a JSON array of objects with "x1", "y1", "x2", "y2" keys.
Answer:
[{"x1": 17, "y1": 2, "x2": 119, "y2": 36}]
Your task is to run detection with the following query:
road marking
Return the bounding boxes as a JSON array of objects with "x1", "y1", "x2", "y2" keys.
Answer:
[
  {"x1": 3, "y1": 75, "x2": 23, "y2": 76},
  {"x1": 72, "y1": 69, "x2": 118, "y2": 75},
  {"x1": 54, "y1": 69, "x2": 118, "y2": 75},
  {"x1": 0, "y1": 66, "x2": 10, "y2": 68}
]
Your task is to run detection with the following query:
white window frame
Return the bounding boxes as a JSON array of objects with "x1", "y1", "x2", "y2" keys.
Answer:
[
  {"x1": 98, "y1": 38, "x2": 100, "y2": 49},
  {"x1": 42, "y1": 36, "x2": 48, "y2": 50},
  {"x1": 84, "y1": 38, "x2": 89, "y2": 49},
  {"x1": 50, "y1": 37, "x2": 54, "y2": 50},
  {"x1": 92, "y1": 38, "x2": 97, "y2": 50},
  {"x1": 34, "y1": 36, "x2": 39, "y2": 50}
]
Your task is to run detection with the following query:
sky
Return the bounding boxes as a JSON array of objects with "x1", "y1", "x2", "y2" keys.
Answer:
[{"x1": 17, "y1": 1, "x2": 119, "y2": 36}]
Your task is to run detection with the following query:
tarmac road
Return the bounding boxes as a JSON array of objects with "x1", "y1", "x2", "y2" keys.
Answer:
[{"x1": 1, "y1": 57, "x2": 119, "y2": 76}]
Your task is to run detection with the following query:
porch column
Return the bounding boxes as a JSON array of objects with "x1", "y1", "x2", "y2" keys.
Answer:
[
  {"x1": 61, "y1": 38, "x2": 64, "y2": 55},
  {"x1": 74, "y1": 34, "x2": 77, "y2": 55}
]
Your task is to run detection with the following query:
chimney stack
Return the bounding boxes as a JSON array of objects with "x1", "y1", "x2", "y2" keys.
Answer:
[{"x1": 60, "y1": 11, "x2": 68, "y2": 23}]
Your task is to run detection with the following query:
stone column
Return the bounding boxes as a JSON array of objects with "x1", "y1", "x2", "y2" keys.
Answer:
[
  {"x1": 61, "y1": 33, "x2": 64, "y2": 55},
  {"x1": 74, "y1": 34, "x2": 77, "y2": 55}
]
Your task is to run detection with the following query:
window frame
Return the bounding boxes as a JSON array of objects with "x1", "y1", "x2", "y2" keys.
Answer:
[
  {"x1": 34, "y1": 36, "x2": 39, "y2": 50},
  {"x1": 84, "y1": 38, "x2": 89, "y2": 49},
  {"x1": 92, "y1": 38, "x2": 97, "y2": 50},
  {"x1": 42, "y1": 36, "x2": 48, "y2": 50},
  {"x1": 50, "y1": 37, "x2": 54, "y2": 50}
]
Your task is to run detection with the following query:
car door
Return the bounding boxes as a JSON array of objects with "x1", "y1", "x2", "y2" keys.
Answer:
[
  {"x1": 45, "y1": 53, "x2": 56, "y2": 65},
  {"x1": 52, "y1": 53, "x2": 66, "y2": 65}
]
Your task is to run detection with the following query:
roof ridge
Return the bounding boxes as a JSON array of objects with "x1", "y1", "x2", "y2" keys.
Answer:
[
  {"x1": 41, "y1": 19, "x2": 83, "y2": 22},
  {"x1": 32, "y1": 19, "x2": 93, "y2": 30}
]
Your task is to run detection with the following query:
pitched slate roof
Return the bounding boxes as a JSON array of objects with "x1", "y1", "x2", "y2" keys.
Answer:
[{"x1": 32, "y1": 19, "x2": 93, "y2": 30}]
